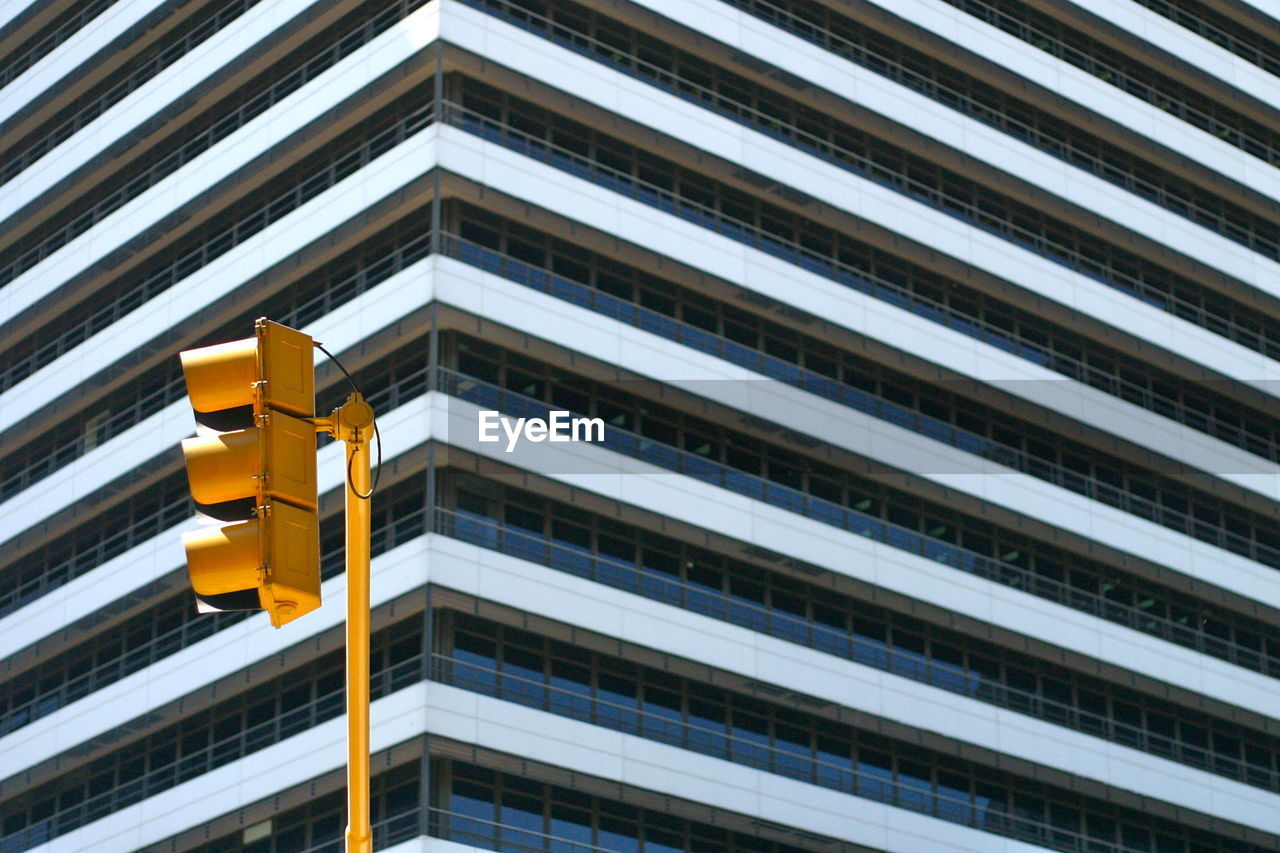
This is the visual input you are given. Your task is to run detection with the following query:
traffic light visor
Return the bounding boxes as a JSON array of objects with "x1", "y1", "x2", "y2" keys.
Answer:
[
  {"x1": 184, "y1": 518, "x2": 261, "y2": 599},
  {"x1": 181, "y1": 428, "x2": 258, "y2": 507},
  {"x1": 181, "y1": 337, "x2": 257, "y2": 414}
]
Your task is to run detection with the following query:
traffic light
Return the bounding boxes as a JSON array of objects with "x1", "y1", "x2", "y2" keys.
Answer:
[{"x1": 178, "y1": 319, "x2": 320, "y2": 627}]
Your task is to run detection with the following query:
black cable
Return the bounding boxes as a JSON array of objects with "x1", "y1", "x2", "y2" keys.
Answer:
[
  {"x1": 316, "y1": 341, "x2": 359, "y2": 392},
  {"x1": 315, "y1": 342, "x2": 382, "y2": 500}
]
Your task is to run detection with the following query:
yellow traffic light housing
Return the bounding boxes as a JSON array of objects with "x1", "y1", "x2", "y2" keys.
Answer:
[
  {"x1": 181, "y1": 414, "x2": 318, "y2": 509},
  {"x1": 183, "y1": 502, "x2": 320, "y2": 618},
  {"x1": 181, "y1": 321, "x2": 313, "y2": 417},
  {"x1": 178, "y1": 319, "x2": 319, "y2": 627}
]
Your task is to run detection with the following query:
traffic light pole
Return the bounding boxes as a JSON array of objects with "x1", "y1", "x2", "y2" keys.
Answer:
[
  {"x1": 181, "y1": 322, "x2": 371, "y2": 848},
  {"x1": 326, "y1": 394, "x2": 377, "y2": 853}
]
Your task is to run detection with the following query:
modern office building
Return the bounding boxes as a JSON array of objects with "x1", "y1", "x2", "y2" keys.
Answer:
[{"x1": 3, "y1": 0, "x2": 1280, "y2": 851}]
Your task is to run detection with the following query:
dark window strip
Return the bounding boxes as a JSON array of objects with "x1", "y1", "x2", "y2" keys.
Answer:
[
  {"x1": 0, "y1": 0, "x2": 118, "y2": 91},
  {"x1": 441, "y1": 615, "x2": 1272, "y2": 853},
  {"x1": 181, "y1": 758, "x2": 853, "y2": 853},
  {"x1": 185, "y1": 763, "x2": 421, "y2": 853},
  {"x1": 473, "y1": 0, "x2": 1280, "y2": 306},
  {"x1": 436, "y1": 762, "x2": 871, "y2": 853},
  {"x1": 448, "y1": 204, "x2": 1280, "y2": 464},
  {"x1": 436, "y1": 482, "x2": 1280, "y2": 792},
  {"x1": 1131, "y1": 0, "x2": 1280, "y2": 78},
  {"x1": 941, "y1": 0, "x2": 1280, "y2": 164},
  {"x1": 0, "y1": 0, "x2": 431, "y2": 289},
  {"x1": 721, "y1": 0, "x2": 1280, "y2": 271},
  {"x1": 0, "y1": 477, "x2": 191, "y2": 621},
  {"x1": 0, "y1": 0, "x2": 262, "y2": 188},
  {"x1": 0, "y1": 619, "x2": 425, "y2": 852},
  {"x1": 441, "y1": 103, "x2": 1280, "y2": 571},
  {"x1": 0, "y1": 91, "x2": 435, "y2": 394},
  {"x1": 435, "y1": 350, "x2": 1280, "y2": 677},
  {"x1": 0, "y1": 601, "x2": 250, "y2": 739},
  {"x1": 0, "y1": 216, "x2": 432, "y2": 505}
]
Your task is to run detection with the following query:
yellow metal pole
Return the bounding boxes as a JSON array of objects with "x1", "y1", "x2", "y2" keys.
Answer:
[{"x1": 336, "y1": 394, "x2": 375, "y2": 853}]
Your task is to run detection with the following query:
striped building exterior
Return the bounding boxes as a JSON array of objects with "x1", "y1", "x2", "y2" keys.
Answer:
[{"x1": 2, "y1": 0, "x2": 1280, "y2": 851}]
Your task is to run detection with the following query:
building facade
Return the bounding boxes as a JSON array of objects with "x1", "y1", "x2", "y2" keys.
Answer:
[{"x1": 2, "y1": 0, "x2": 1280, "y2": 851}]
